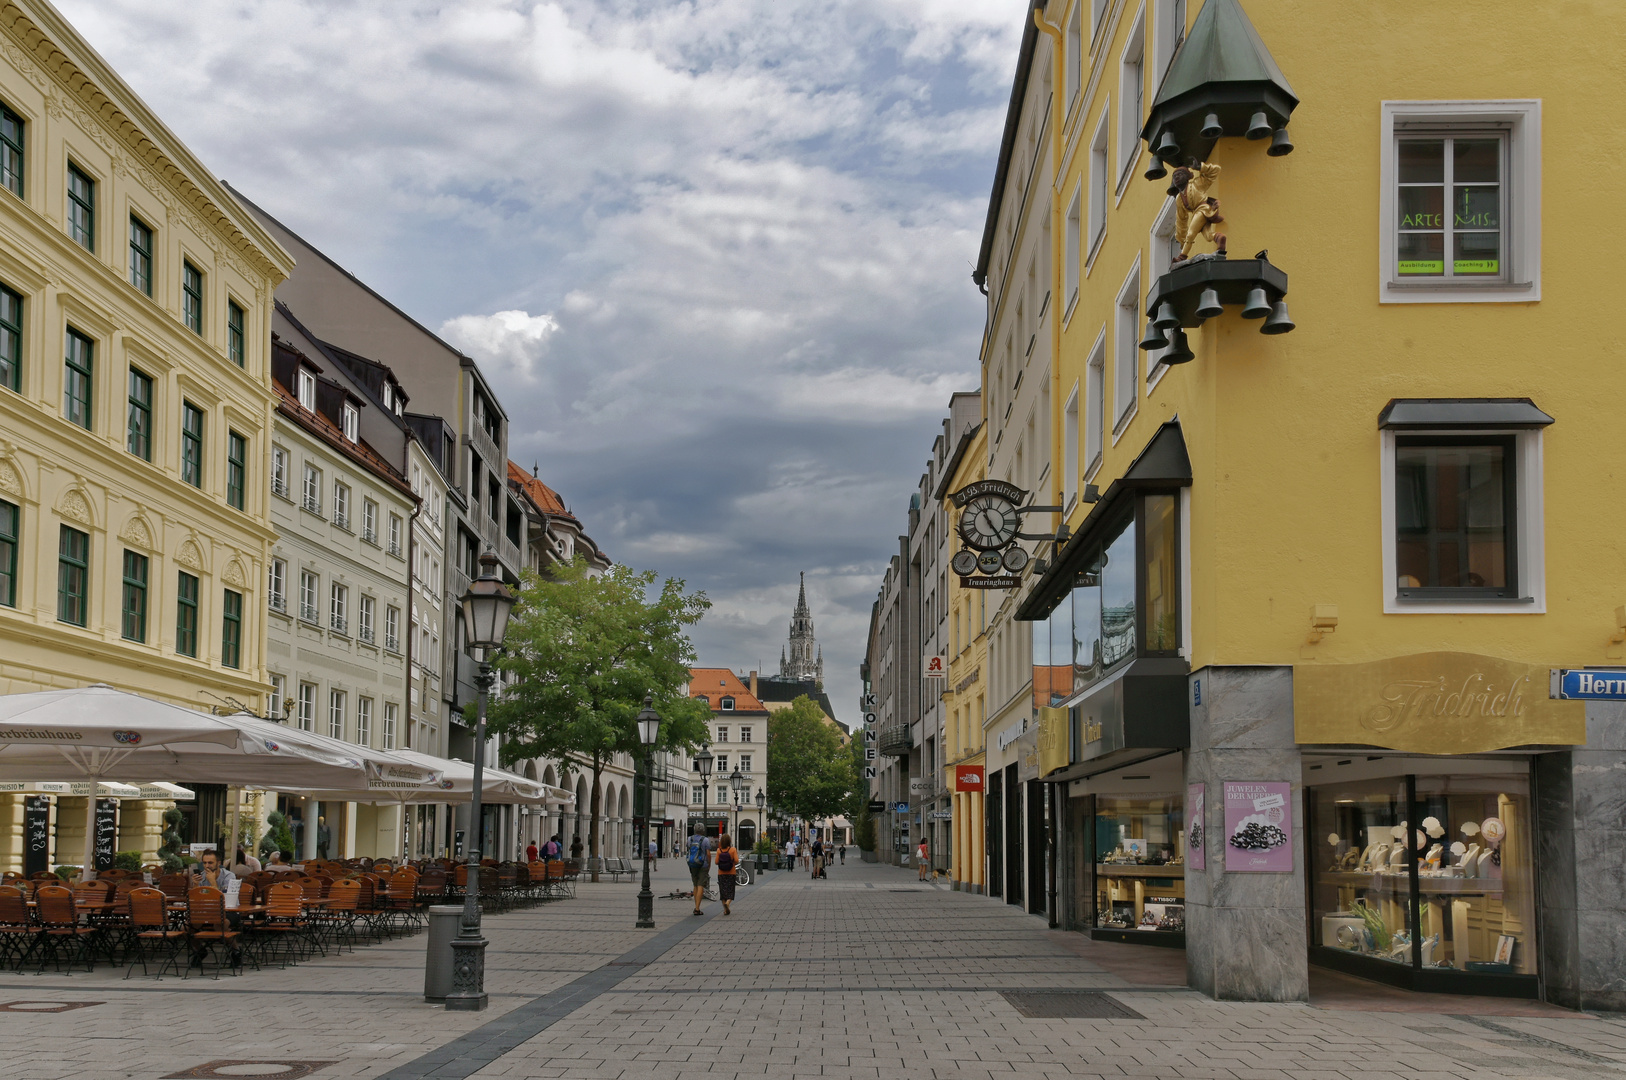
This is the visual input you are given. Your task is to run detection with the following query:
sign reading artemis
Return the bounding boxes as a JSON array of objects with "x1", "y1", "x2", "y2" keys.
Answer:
[{"x1": 1294, "y1": 652, "x2": 1584, "y2": 754}]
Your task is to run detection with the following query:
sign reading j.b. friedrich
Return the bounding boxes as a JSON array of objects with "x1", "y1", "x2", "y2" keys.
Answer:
[{"x1": 1294, "y1": 652, "x2": 1585, "y2": 754}]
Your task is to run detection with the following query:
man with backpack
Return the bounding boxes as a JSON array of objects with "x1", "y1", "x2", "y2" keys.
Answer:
[
  {"x1": 811, "y1": 837, "x2": 824, "y2": 879},
  {"x1": 686, "y1": 824, "x2": 714, "y2": 916},
  {"x1": 542, "y1": 835, "x2": 562, "y2": 861}
]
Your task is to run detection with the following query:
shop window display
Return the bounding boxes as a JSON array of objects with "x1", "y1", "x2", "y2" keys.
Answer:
[
  {"x1": 1093, "y1": 795, "x2": 1185, "y2": 934},
  {"x1": 1311, "y1": 770, "x2": 1533, "y2": 980}
]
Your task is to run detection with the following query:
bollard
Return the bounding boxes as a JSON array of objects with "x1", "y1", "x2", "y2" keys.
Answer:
[{"x1": 424, "y1": 905, "x2": 464, "y2": 1002}]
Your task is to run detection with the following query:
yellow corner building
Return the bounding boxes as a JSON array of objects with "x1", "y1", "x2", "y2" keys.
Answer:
[
  {"x1": 0, "y1": 1, "x2": 293, "y2": 869},
  {"x1": 938, "y1": 419, "x2": 989, "y2": 894},
  {"x1": 967, "y1": 0, "x2": 1626, "y2": 1009}
]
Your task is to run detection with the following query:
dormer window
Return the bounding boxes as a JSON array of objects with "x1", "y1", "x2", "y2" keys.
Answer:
[
  {"x1": 297, "y1": 369, "x2": 315, "y2": 412},
  {"x1": 720, "y1": 696, "x2": 735, "y2": 711},
  {"x1": 383, "y1": 384, "x2": 393, "y2": 409},
  {"x1": 342, "y1": 402, "x2": 358, "y2": 442}
]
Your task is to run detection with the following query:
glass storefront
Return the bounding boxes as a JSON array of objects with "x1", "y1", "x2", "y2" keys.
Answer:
[
  {"x1": 1094, "y1": 794, "x2": 1185, "y2": 936},
  {"x1": 1310, "y1": 763, "x2": 1535, "y2": 987}
]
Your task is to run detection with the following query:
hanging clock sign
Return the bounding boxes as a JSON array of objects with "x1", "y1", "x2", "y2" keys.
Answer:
[{"x1": 950, "y1": 480, "x2": 1026, "y2": 552}]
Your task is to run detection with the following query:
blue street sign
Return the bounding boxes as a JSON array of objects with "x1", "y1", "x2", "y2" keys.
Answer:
[
  {"x1": 1553, "y1": 669, "x2": 1626, "y2": 700},
  {"x1": 894, "y1": 802, "x2": 909, "y2": 813}
]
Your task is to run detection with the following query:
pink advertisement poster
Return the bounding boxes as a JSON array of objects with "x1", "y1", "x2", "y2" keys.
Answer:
[
  {"x1": 1187, "y1": 783, "x2": 1205, "y2": 870},
  {"x1": 1223, "y1": 781, "x2": 1293, "y2": 872}
]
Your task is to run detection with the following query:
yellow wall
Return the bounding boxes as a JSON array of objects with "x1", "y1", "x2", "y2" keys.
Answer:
[
  {"x1": 1039, "y1": 0, "x2": 1619, "y2": 671},
  {"x1": 0, "y1": 2, "x2": 292, "y2": 871},
  {"x1": 943, "y1": 424, "x2": 989, "y2": 889}
]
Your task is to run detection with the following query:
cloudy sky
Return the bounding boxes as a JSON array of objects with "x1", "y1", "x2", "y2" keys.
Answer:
[{"x1": 58, "y1": 0, "x2": 1018, "y2": 718}]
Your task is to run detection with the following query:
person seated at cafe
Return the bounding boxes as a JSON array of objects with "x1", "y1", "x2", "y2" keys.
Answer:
[
  {"x1": 231, "y1": 846, "x2": 261, "y2": 877},
  {"x1": 191, "y1": 849, "x2": 237, "y2": 894},
  {"x1": 265, "y1": 849, "x2": 299, "y2": 872}
]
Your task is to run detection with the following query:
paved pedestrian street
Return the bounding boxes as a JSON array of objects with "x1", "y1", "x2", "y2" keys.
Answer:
[{"x1": 1, "y1": 860, "x2": 1623, "y2": 1080}]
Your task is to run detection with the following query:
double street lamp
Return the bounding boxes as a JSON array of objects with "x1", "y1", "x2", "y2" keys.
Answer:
[
  {"x1": 444, "y1": 551, "x2": 516, "y2": 1013},
  {"x1": 635, "y1": 697, "x2": 661, "y2": 928},
  {"x1": 693, "y1": 744, "x2": 714, "y2": 840}
]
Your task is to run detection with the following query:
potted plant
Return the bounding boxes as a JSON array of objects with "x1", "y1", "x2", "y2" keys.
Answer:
[{"x1": 752, "y1": 838, "x2": 774, "y2": 870}]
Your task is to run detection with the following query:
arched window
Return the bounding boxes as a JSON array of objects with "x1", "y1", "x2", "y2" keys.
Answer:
[{"x1": 720, "y1": 696, "x2": 735, "y2": 711}]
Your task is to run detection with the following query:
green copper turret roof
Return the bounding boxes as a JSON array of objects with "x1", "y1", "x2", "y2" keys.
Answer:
[{"x1": 1151, "y1": 0, "x2": 1297, "y2": 110}]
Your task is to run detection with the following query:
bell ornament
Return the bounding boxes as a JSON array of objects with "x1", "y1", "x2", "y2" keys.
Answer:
[
  {"x1": 1163, "y1": 328, "x2": 1196, "y2": 364},
  {"x1": 1200, "y1": 113, "x2": 1223, "y2": 139},
  {"x1": 1139, "y1": 318, "x2": 1169, "y2": 351},
  {"x1": 1195, "y1": 287, "x2": 1223, "y2": 320},
  {"x1": 1241, "y1": 287, "x2": 1271, "y2": 320},
  {"x1": 1267, "y1": 127, "x2": 1294, "y2": 157},
  {"x1": 1152, "y1": 301, "x2": 1180, "y2": 331},
  {"x1": 1246, "y1": 112, "x2": 1271, "y2": 140},
  {"x1": 1261, "y1": 300, "x2": 1296, "y2": 335}
]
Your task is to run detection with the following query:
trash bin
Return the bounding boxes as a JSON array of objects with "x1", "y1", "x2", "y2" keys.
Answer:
[{"x1": 424, "y1": 904, "x2": 464, "y2": 1002}]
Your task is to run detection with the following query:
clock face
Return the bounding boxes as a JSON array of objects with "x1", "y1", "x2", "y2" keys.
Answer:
[
  {"x1": 957, "y1": 494, "x2": 1019, "y2": 551},
  {"x1": 950, "y1": 549, "x2": 979, "y2": 576}
]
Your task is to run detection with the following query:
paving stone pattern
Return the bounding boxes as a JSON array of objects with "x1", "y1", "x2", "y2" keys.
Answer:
[{"x1": 1, "y1": 859, "x2": 1624, "y2": 1080}]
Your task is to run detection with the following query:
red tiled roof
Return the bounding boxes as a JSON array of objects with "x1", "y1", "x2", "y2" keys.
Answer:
[
  {"x1": 507, "y1": 460, "x2": 572, "y2": 519},
  {"x1": 687, "y1": 668, "x2": 767, "y2": 712},
  {"x1": 272, "y1": 379, "x2": 414, "y2": 498}
]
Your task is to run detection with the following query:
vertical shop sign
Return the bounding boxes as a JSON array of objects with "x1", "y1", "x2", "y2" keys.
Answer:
[
  {"x1": 94, "y1": 798, "x2": 118, "y2": 870},
  {"x1": 1187, "y1": 783, "x2": 1205, "y2": 870},
  {"x1": 1223, "y1": 781, "x2": 1293, "y2": 872},
  {"x1": 24, "y1": 796, "x2": 50, "y2": 877}
]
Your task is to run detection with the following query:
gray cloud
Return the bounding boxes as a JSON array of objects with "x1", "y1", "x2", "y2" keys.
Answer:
[{"x1": 59, "y1": 0, "x2": 1014, "y2": 716}]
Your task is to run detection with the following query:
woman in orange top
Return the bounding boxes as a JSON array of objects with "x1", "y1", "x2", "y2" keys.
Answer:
[{"x1": 715, "y1": 832, "x2": 740, "y2": 916}]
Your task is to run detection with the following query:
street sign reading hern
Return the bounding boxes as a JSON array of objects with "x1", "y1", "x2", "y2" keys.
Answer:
[{"x1": 1552, "y1": 669, "x2": 1626, "y2": 700}]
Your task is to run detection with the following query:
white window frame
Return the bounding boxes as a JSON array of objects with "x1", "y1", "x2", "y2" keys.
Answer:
[
  {"x1": 358, "y1": 594, "x2": 375, "y2": 643},
  {"x1": 388, "y1": 514, "x2": 403, "y2": 558},
  {"x1": 1378, "y1": 426, "x2": 1545, "y2": 614},
  {"x1": 1087, "y1": 107, "x2": 1110, "y2": 267},
  {"x1": 268, "y1": 558, "x2": 286, "y2": 613},
  {"x1": 299, "y1": 570, "x2": 318, "y2": 624},
  {"x1": 362, "y1": 499, "x2": 378, "y2": 543},
  {"x1": 385, "y1": 605, "x2": 401, "y2": 652},
  {"x1": 740, "y1": 726, "x2": 752, "y2": 743},
  {"x1": 342, "y1": 402, "x2": 358, "y2": 442},
  {"x1": 333, "y1": 482, "x2": 350, "y2": 529},
  {"x1": 328, "y1": 689, "x2": 345, "y2": 739},
  {"x1": 268, "y1": 673, "x2": 285, "y2": 721},
  {"x1": 1084, "y1": 328, "x2": 1106, "y2": 480},
  {"x1": 356, "y1": 696, "x2": 373, "y2": 746},
  {"x1": 1062, "y1": 382, "x2": 1080, "y2": 508},
  {"x1": 716, "y1": 725, "x2": 729, "y2": 743},
  {"x1": 383, "y1": 702, "x2": 397, "y2": 750},
  {"x1": 1146, "y1": 197, "x2": 1179, "y2": 389},
  {"x1": 1112, "y1": 256, "x2": 1142, "y2": 435},
  {"x1": 1090, "y1": 0, "x2": 1108, "y2": 44},
  {"x1": 297, "y1": 369, "x2": 315, "y2": 412},
  {"x1": 296, "y1": 682, "x2": 316, "y2": 731},
  {"x1": 330, "y1": 582, "x2": 348, "y2": 634},
  {"x1": 1065, "y1": 1, "x2": 1083, "y2": 114},
  {"x1": 1378, "y1": 100, "x2": 1540, "y2": 304},
  {"x1": 740, "y1": 754, "x2": 752, "y2": 775},
  {"x1": 1063, "y1": 184, "x2": 1082, "y2": 321},
  {"x1": 302, "y1": 464, "x2": 320, "y2": 514},
  {"x1": 270, "y1": 446, "x2": 288, "y2": 499},
  {"x1": 1116, "y1": 6, "x2": 1146, "y2": 194},
  {"x1": 1154, "y1": 0, "x2": 1186, "y2": 84}
]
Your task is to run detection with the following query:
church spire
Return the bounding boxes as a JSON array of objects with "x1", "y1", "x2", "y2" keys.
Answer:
[{"x1": 779, "y1": 572, "x2": 822, "y2": 686}]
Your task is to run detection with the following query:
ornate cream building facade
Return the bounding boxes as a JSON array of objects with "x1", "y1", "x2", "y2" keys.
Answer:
[{"x1": 0, "y1": 0, "x2": 292, "y2": 870}]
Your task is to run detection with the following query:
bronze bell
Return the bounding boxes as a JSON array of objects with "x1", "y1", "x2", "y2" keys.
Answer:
[
  {"x1": 1267, "y1": 127, "x2": 1294, "y2": 157},
  {"x1": 1155, "y1": 131, "x2": 1181, "y2": 162},
  {"x1": 1139, "y1": 318, "x2": 1168, "y2": 351},
  {"x1": 1241, "y1": 287, "x2": 1271, "y2": 319},
  {"x1": 1261, "y1": 300, "x2": 1296, "y2": 335},
  {"x1": 1195, "y1": 287, "x2": 1223, "y2": 320},
  {"x1": 1152, "y1": 301, "x2": 1180, "y2": 331},
  {"x1": 1164, "y1": 328, "x2": 1195, "y2": 364},
  {"x1": 1200, "y1": 113, "x2": 1223, "y2": 140},
  {"x1": 1144, "y1": 156, "x2": 1168, "y2": 181},
  {"x1": 1246, "y1": 112, "x2": 1271, "y2": 141}
]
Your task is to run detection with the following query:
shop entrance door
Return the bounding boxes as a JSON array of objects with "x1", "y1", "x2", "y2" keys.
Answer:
[
  {"x1": 986, "y1": 769, "x2": 1003, "y2": 898},
  {"x1": 1005, "y1": 764, "x2": 1023, "y2": 907}
]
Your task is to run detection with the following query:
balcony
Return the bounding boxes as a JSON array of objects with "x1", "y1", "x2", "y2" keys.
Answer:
[
  {"x1": 362, "y1": 526, "x2": 377, "y2": 545},
  {"x1": 878, "y1": 724, "x2": 913, "y2": 757},
  {"x1": 269, "y1": 593, "x2": 286, "y2": 613},
  {"x1": 271, "y1": 476, "x2": 288, "y2": 499},
  {"x1": 358, "y1": 625, "x2": 375, "y2": 645},
  {"x1": 388, "y1": 540, "x2": 403, "y2": 559},
  {"x1": 333, "y1": 511, "x2": 350, "y2": 531},
  {"x1": 329, "y1": 613, "x2": 348, "y2": 635},
  {"x1": 299, "y1": 602, "x2": 318, "y2": 624},
  {"x1": 385, "y1": 633, "x2": 401, "y2": 653},
  {"x1": 302, "y1": 493, "x2": 321, "y2": 515}
]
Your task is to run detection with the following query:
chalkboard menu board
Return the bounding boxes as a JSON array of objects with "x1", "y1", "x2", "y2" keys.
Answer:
[
  {"x1": 24, "y1": 796, "x2": 49, "y2": 877},
  {"x1": 94, "y1": 798, "x2": 118, "y2": 871}
]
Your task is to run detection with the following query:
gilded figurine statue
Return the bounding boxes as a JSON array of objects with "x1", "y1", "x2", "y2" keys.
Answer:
[{"x1": 1169, "y1": 160, "x2": 1226, "y2": 261}]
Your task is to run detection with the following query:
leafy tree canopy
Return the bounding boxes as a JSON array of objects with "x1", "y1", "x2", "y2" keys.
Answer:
[{"x1": 766, "y1": 695, "x2": 856, "y2": 823}]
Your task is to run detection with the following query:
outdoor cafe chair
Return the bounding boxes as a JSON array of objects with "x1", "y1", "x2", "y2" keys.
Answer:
[
  {"x1": 415, "y1": 868, "x2": 448, "y2": 907},
  {"x1": 156, "y1": 873, "x2": 190, "y2": 901},
  {"x1": 124, "y1": 887, "x2": 185, "y2": 979},
  {"x1": 184, "y1": 887, "x2": 241, "y2": 979},
  {"x1": 382, "y1": 868, "x2": 421, "y2": 932},
  {"x1": 32, "y1": 884, "x2": 95, "y2": 974},
  {"x1": 353, "y1": 874, "x2": 387, "y2": 942},
  {"x1": 0, "y1": 885, "x2": 35, "y2": 971},
  {"x1": 313, "y1": 878, "x2": 360, "y2": 953},
  {"x1": 259, "y1": 882, "x2": 312, "y2": 967}
]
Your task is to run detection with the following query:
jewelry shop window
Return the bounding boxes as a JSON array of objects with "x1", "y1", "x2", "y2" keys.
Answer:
[
  {"x1": 1310, "y1": 765, "x2": 1535, "y2": 990},
  {"x1": 1094, "y1": 793, "x2": 1184, "y2": 936}
]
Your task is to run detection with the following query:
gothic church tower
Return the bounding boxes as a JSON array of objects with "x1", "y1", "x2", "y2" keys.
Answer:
[{"x1": 779, "y1": 572, "x2": 824, "y2": 685}]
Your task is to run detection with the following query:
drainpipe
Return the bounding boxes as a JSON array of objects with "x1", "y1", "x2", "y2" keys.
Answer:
[{"x1": 1032, "y1": 2, "x2": 1066, "y2": 517}]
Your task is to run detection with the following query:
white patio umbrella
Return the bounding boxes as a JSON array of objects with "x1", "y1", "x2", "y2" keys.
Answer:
[
  {"x1": 0, "y1": 685, "x2": 415, "y2": 876},
  {"x1": 282, "y1": 748, "x2": 569, "y2": 807}
]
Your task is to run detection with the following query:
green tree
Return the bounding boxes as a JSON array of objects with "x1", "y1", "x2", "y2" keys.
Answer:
[
  {"x1": 766, "y1": 695, "x2": 856, "y2": 827},
  {"x1": 845, "y1": 736, "x2": 875, "y2": 852},
  {"x1": 488, "y1": 558, "x2": 713, "y2": 879}
]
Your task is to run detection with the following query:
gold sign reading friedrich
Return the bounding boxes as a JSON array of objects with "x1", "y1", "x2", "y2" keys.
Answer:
[{"x1": 1294, "y1": 651, "x2": 1584, "y2": 754}]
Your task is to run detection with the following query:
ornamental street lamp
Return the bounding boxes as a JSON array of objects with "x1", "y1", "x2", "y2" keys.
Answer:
[
  {"x1": 754, "y1": 788, "x2": 765, "y2": 856},
  {"x1": 728, "y1": 767, "x2": 744, "y2": 842},
  {"x1": 694, "y1": 744, "x2": 714, "y2": 839},
  {"x1": 635, "y1": 696, "x2": 661, "y2": 928},
  {"x1": 444, "y1": 550, "x2": 516, "y2": 1013}
]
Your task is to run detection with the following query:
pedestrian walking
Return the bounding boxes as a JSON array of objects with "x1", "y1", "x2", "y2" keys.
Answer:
[
  {"x1": 917, "y1": 838, "x2": 930, "y2": 881},
  {"x1": 526, "y1": 840, "x2": 539, "y2": 862},
  {"x1": 686, "y1": 824, "x2": 714, "y2": 916},
  {"x1": 839, "y1": 843, "x2": 846, "y2": 865},
  {"x1": 649, "y1": 836, "x2": 659, "y2": 869},
  {"x1": 570, "y1": 834, "x2": 584, "y2": 859},
  {"x1": 715, "y1": 831, "x2": 739, "y2": 915}
]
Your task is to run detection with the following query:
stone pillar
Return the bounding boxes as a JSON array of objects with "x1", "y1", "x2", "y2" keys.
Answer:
[
  {"x1": 0, "y1": 794, "x2": 23, "y2": 875},
  {"x1": 300, "y1": 797, "x2": 318, "y2": 862},
  {"x1": 1536, "y1": 702, "x2": 1626, "y2": 1011},
  {"x1": 1184, "y1": 665, "x2": 1308, "y2": 1002},
  {"x1": 118, "y1": 799, "x2": 167, "y2": 864},
  {"x1": 972, "y1": 790, "x2": 985, "y2": 893},
  {"x1": 342, "y1": 801, "x2": 358, "y2": 859}
]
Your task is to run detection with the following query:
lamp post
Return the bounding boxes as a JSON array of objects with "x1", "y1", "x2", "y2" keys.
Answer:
[
  {"x1": 728, "y1": 767, "x2": 744, "y2": 842},
  {"x1": 694, "y1": 744, "x2": 713, "y2": 840},
  {"x1": 444, "y1": 551, "x2": 516, "y2": 1013},
  {"x1": 754, "y1": 788, "x2": 765, "y2": 858},
  {"x1": 635, "y1": 696, "x2": 661, "y2": 928}
]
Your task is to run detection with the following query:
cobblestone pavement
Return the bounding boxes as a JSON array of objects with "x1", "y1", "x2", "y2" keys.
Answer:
[{"x1": 1, "y1": 858, "x2": 1624, "y2": 1080}]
